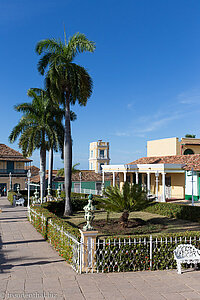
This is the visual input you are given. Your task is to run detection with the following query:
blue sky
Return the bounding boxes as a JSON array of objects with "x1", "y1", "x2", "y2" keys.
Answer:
[{"x1": 1, "y1": 0, "x2": 200, "y2": 169}]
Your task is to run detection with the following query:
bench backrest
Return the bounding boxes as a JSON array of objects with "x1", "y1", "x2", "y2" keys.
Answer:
[{"x1": 174, "y1": 244, "x2": 200, "y2": 259}]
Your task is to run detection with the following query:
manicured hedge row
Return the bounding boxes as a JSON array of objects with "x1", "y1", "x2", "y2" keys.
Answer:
[
  {"x1": 143, "y1": 202, "x2": 200, "y2": 222},
  {"x1": 42, "y1": 195, "x2": 101, "y2": 214},
  {"x1": 29, "y1": 206, "x2": 81, "y2": 264},
  {"x1": 97, "y1": 231, "x2": 200, "y2": 272}
]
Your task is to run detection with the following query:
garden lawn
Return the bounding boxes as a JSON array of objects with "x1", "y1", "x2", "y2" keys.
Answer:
[{"x1": 65, "y1": 210, "x2": 200, "y2": 237}]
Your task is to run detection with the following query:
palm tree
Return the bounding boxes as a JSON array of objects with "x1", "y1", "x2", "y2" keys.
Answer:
[
  {"x1": 48, "y1": 109, "x2": 77, "y2": 189},
  {"x1": 57, "y1": 162, "x2": 80, "y2": 177},
  {"x1": 36, "y1": 32, "x2": 95, "y2": 215},
  {"x1": 9, "y1": 88, "x2": 63, "y2": 201},
  {"x1": 99, "y1": 182, "x2": 148, "y2": 227}
]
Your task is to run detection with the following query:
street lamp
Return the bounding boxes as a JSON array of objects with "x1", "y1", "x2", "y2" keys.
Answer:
[
  {"x1": 27, "y1": 169, "x2": 31, "y2": 208},
  {"x1": 9, "y1": 172, "x2": 12, "y2": 191},
  {"x1": 79, "y1": 172, "x2": 82, "y2": 193},
  {"x1": 39, "y1": 170, "x2": 45, "y2": 203}
]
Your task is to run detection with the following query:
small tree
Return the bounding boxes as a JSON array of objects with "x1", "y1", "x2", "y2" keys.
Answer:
[
  {"x1": 185, "y1": 134, "x2": 196, "y2": 138},
  {"x1": 99, "y1": 182, "x2": 148, "y2": 227}
]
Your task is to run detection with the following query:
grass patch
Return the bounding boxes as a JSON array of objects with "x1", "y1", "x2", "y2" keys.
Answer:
[{"x1": 59, "y1": 209, "x2": 200, "y2": 237}]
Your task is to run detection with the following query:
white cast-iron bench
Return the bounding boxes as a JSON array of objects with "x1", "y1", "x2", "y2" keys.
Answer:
[
  {"x1": 174, "y1": 244, "x2": 200, "y2": 274},
  {"x1": 15, "y1": 198, "x2": 25, "y2": 207}
]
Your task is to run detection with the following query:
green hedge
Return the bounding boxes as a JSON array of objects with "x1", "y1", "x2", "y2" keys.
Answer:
[
  {"x1": 29, "y1": 205, "x2": 200, "y2": 273},
  {"x1": 7, "y1": 191, "x2": 17, "y2": 205},
  {"x1": 143, "y1": 202, "x2": 200, "y2": 222},
  {"x1": 29, "y1": 206, "x2": 80, "y2": 264},
  {"x1": 97, "y1": 231, "x2": 200, "y2": 272},
  {"x1": 42, "y1": 195, "x2": 101, "y2": 214}
]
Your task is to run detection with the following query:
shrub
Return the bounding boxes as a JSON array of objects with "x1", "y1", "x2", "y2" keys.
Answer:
[
  {"x1": 99, "y1": 182, "x2": 148, "y2": 227},
  {"x1": 143, "y1": 202, "x2": 200, "y2": 222},
  {"x1": 96, "y1": 231, "x2": 200, "y2": 272},
  {"x1": 7, "y1": 191, "x2": 17, "y2": 205},
  {"x1": 29, "y1": 206, "x2": 81, "y2": 264},
  {"x1": 42, "y1": 195, "x2": 100, "y2": 214}
]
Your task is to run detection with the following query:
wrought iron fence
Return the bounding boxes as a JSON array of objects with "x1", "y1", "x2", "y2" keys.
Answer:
[
  {"x1": 28, "y1": 208, "x2": 200, "y2": 274},
  {"x1": 82, "y1": 235, "x2": 200, "y2": 273},
  {"x1": 28, "y1": 208, "x2": 82, "y2": 273}
]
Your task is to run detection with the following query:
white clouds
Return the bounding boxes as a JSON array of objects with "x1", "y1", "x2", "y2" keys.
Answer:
[
  {"x1": 127, "y1": 102, "x2": 134, "y2": 110},
  {"x1": 114, "y1": 131, "x2": 130, "y2": 137},
  {"x1": 114, "y1": 110, "x2": 184, "y2": 138},
  {"x1": 178, "y1": 89, "x2": 200, "y2": 105},
  {"x1": 135, "y1": 112, "x2": 183, "y2": 134},
  {"x1": 114, "y1": 87, "x2": 200, "y2": 139}
]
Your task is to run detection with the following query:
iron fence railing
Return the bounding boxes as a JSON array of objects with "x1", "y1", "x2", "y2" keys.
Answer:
[
  {"x1": 82, "y1": 235, "x2": 200, "y2": 273},
  {"x1": 28, "y1": 207, "x2": 200, "y2": 274},
  {"x1": 71, "y1": 187, "x2": 102, "y2": 195},
  {"x1": 0, "y1": 169, "x2": 27, "y2": 174},
  {"x1": 28, "y1": 207, "x2": 82, "y2": 273}
]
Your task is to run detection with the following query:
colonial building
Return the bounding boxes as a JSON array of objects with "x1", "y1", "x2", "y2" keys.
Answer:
[
  {"x1": 147, "y1": 137, "x2": 200, "y2": 157},
  {"x1": 31, "y1": 169, "x2": 112, "y2": 195},
  {"x1": 0, "y1": 144, "x2": 32, "y2": 191},
  {"x1": 89, "y1": 140, "x2": 110, "y2": 173},
  {"x1": 102, "y1": 137, "x2": 200, "y2": 202}
]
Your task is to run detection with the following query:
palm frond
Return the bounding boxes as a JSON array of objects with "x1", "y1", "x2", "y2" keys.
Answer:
[{"x1": 67, "y1": 32, "x2": 95, "y2": 60}]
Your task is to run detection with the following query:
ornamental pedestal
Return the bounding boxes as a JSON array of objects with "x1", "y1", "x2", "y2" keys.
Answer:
[{"x1": 79, "y1": 229, "x2": 98, "y2": 273}]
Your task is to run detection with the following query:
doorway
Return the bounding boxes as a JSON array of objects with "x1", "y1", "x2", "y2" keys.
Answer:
[{"x1": 165, "y1": 176, "x2": 171, "y2": 199}]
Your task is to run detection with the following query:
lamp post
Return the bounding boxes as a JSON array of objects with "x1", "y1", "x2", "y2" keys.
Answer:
[
  {"x1": 79, "y1": 172, "x2": 82, "y2": 194},
  {"x1": 39, "y1": 170, "x2": 44, "y2": 203},
  {"x1": 9, "y1": 172, "x2": 12, "y2": 191},
  {"x1": 27, "y1": 169, "x2": 31, "y2": 208}
]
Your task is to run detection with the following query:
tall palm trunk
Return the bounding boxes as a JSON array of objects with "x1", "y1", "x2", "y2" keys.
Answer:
[
  {"x1": 48, "y1": 148, "x2": 53, "y2": 189},
  {"x1": 64, "y1": 95, "x2": 72, "y2": 216},
  {"x1": 40, "y1": 148, "x2": 46, "y2": 203}
]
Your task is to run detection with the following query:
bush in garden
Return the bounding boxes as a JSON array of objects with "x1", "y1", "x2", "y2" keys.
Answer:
[
  {"x1": 7, "y1": 191, "x2": 17, "y2": 205},
  {"x1": 99, "y1": 182, "x2": 149, "y2": 227},
  {"x1": 96, "y1": 231, "x2": 200, "y2": 272},
  {"x1": 29, "y1": 206, "x2": 80, "y2": 263},
  {"x1": 29, "y1": 206, "x2": 200, "y2": 273},
  {"x1": 42, "y1": 195, "x2": 101, "y2": 214},
  {"x1": 143, "y1": 202, "x2": 200, "y2": 222}
]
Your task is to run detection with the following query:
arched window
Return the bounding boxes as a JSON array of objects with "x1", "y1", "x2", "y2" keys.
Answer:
[{"x1": 184, "y1": 149, "x2": 194, "y2": 155}]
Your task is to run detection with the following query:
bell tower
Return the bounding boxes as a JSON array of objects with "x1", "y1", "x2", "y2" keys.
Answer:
[{"x1": 89, "y1": 140, "x2": 110, "y2": 173}]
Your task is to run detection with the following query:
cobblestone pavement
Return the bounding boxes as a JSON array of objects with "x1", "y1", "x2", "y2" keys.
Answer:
[{"x1": 1, "y1": 197, "x2": 200, "y2": 300}]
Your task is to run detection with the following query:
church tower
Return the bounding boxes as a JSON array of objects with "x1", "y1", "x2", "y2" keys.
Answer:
[{"x1": 89, "y1": 140, "x2": 110, "y2": 173}]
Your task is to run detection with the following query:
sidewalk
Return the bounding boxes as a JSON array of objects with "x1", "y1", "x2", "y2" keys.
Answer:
[{"x1": 1, "y1": 198, "x2": 200, "y2": 300}]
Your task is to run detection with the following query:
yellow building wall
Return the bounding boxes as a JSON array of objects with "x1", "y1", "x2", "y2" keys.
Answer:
[
  {"x1": 181, "y1": 144, "x2": 200, "y2": 155},
  {"x1": 150, "y1": 173, "x2": 184, "y2": 199},
  {"x1": 0, "y1": 177, "x2": 26, "y2": 190},
  {"x1": 89, "y1": 140, "x2": 110, "y2": 173},
  {"x1": 170, "y1": 173, "x2": 185, "y2": 199},
  {"x1": 14, "y1": 162, "x2": 24, "y2": 169},
  {"x1": 0, "y1": 161, "x2": 6, "y2": 169},
  {"x1": 0, "y1": 161, "x2": 25, "y2": 170},
  {"x1": 119, "y1": 172, "x2": 185, "y2": 199},
  {"x1": 147, "y1": 137, "x2": 179, "y2": 157}
]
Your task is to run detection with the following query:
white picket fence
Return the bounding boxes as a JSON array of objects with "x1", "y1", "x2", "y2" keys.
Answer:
[
  {"x1": 28, "y1": 208, "x2": 82, "y2": 273},
  {"x1": 28, "y1": 207, "x2": 200, "y2": 274}
]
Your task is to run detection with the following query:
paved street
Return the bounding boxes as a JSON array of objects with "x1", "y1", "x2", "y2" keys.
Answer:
[{"x1": 1, "y1": 197, "x2": 200, "y2": 300}]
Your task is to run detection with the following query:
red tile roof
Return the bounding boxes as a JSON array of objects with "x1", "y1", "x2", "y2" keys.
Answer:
[
  {"x1": 25, "y1": 165, "x2": 40, "y2": 176},
  {"x1": 0, "y1": 144, "x2": 32, "y2": 162},
  {"x1": 31, "y1": 170, "x2": 112, "y2": 183},
  {"x1": 55, "y1": 170, "x2": 112, "y2": 182},
  {"x1": 129, "y1": 154, "x2": 200, "y2": 171}
]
